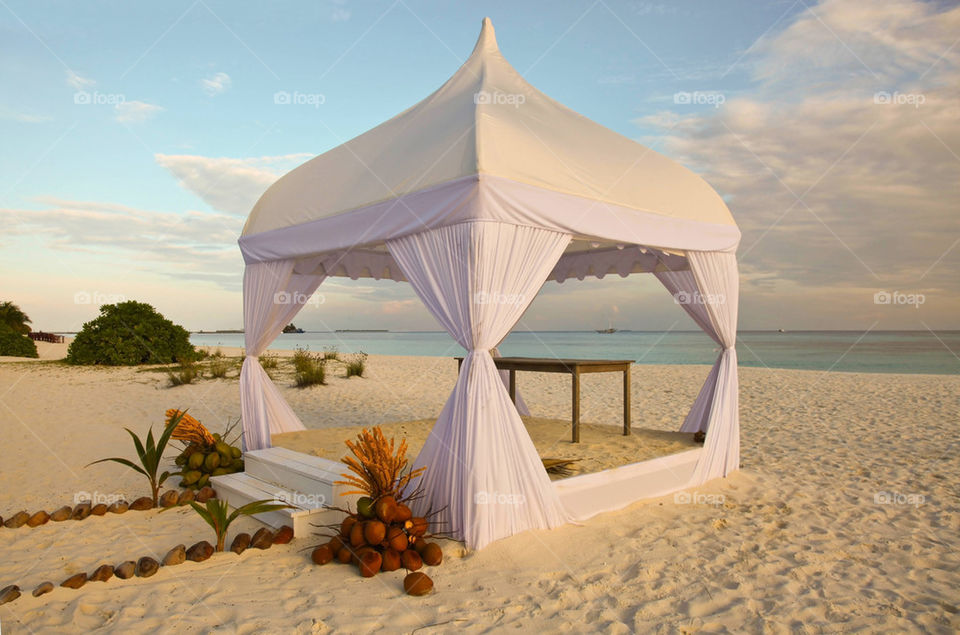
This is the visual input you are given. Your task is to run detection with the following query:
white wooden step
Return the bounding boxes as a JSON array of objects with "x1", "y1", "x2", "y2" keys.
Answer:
[
  {"x1": 210, "y1": 471, "x2": 342, "y2": 537},
  {"x1": 244, "y1": 447, "x2": 358, "y2": 508}
]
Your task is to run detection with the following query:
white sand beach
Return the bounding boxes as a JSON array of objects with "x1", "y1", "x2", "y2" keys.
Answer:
[{"x1": 0, "y1": 352, "x2": 958, "y2": 632}]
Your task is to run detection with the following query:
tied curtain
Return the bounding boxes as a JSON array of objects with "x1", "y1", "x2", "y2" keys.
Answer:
[
  {"x1": 240, "y1": 260, "x2": 325, "y2": 450},
  {"x1": 387, "y1": 221, "x2": 571, "y2": 549},
  {"x1": 655, "y1": 250, "x2": 740, "y2": 484}
]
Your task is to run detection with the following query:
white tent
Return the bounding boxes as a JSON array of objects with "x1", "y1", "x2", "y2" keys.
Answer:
[{"x1": 238, "y1": 18, "x2": 741, "y2": 549}]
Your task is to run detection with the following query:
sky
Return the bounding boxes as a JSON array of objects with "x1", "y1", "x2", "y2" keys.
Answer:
[{"x1": 1, "y1": 0, "x2": 957, "y2": 333}]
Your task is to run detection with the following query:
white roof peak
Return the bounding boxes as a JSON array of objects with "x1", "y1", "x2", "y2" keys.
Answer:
[{"x1": 470, "y1": 17, "x2": 499, "y2": 57}]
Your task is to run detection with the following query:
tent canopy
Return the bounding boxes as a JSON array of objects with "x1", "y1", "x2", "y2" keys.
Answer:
[
  {"x1": 240, "y1": 18, "x2": 739, "y2": 269},
  {"x1": 237, "y1": 18, "x2": 741, "y2": 550}
]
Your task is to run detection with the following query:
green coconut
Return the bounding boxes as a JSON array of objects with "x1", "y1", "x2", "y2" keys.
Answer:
[
  {"x1": 230, "y1": 446, "x2": 242, "y2": 459},
  {"x1": 356, "y1": 496, "x2": 375, "y2": 519},
  {"x1": 197, "y1": 474, "x2": 210, "y2": 487},
  {"x1": 188, "y1": 452, "x2": 205, "y2": 470},
  {"x1": 204, "y1": 452, "x2": 221, "y2": 471},
  {"x1": 182, "y1": 470, "x2": 202, "y2": 485}
]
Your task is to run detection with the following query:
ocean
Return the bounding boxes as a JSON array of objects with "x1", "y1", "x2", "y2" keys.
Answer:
[{"x1": 189, "y1": 330, "x2": 960, "y2": 376}]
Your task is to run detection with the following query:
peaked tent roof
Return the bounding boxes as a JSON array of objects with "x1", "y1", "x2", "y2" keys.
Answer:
[{"x1": 242, "y1": 18, "x2": 737, "y2": 248}]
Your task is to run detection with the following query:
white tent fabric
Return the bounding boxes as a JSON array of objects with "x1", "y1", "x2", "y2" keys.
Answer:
[
  {"x1": 386, "y1": 221, "x2": 571, "y2": 548},
  {"x1": 655, "y1": 252, "x2": 740, "y2": 483},
  {"x1": 236, "y1": 17, "x2": 742, "y2": 549},
  {"x1": 239, "y1": 261, "x2": 324, "y2": 450}
]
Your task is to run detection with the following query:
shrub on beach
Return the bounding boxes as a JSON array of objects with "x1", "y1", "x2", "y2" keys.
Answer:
[
  {"x1": 0, "y1": 323, "x2": 38, "y2": 358},
  {"x1": 66, "y1": 301, "x2": 196, "y2": 365},
  {"x1": 207, "y1": 358, "x2": 230, "y2": 379},
  {"x1": 168, "y1": 363, "x2": 199, "y2": 387},
  {"x1": 293, "y1": 348, "x2": 326, "y2": 387},
  {"x1": 345, "y1": 352, "x2": 368, "y2": 378},
  {"x1": 0, "y1": 301, "x2": 32, "y2": 335}
]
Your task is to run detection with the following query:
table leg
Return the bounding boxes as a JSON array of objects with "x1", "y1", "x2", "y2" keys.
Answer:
[
  {"x1": 572, "y1": 369, "x2": 581, "y2": 443},
  {"x1": 623, "y1": 365, "x2": 631, "y2": 436},
  {"x1": 509, "y1": 370, "x2": 516, "y2": 404}
]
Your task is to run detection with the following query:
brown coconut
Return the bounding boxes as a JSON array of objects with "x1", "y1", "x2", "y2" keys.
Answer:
[
  {"x1": 311, "y1": 545, "x2": 334, "y2": 565},
  {"x1": 375, "y1": 496, "x2": 398, "y2": 523},
  {"x1": 349, "y1": 522, "x2": 367, "y2": 548},
  {"x1": 408, "y1": 517, "x2": 429, "y2": 537},
  {"x1": 327, "y1": 536, "x2": 344, "y2": 553},
  {"x1": 394, "y1": 503, "x2": 413, "y2": 523},
  {"x1": 336, "y1": 547, "x2": 353, "y2": 564},
  {"x1": 340, "y1": 515, "x2": 357, "y2": 539},
  {"x1": 27, "y1": 511, "x2": 50, "y2": 527},
  {"x1": 381, "y1": 548, "x2": 402, "y2": 572},
  {"x1": 403, "y1": 572, "x2": 433, "y2": 596},
  {"x1": 386, "y1": 525, "x2": 408, "y2": 552},
  {"x1": 364, "y1": 520, "x2": 386, "y2": 546},
  {"x1": 421, "y1": 542, "x2": 443, "y2": 566},
  {"x1": 401, "y1": 549, "x2": 423, "y2": 571},
  {"x1": 358, "y1": 550, "x2": 382, "y2": 577}
]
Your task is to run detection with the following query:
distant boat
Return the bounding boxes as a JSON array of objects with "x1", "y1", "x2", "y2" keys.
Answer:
[
  {"x1": 778, "y1": 328, "x2": 786, "y2": 333},
  {"x1": 596, "y1": 320, "x2": 617, "y2": 334}
]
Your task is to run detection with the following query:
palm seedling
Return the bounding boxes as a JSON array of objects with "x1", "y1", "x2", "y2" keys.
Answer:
[
  {"x1": 86, "y1": 409, "x2": 185, "y2": 507},
  {"x1": 174, "y1": 498, "x2": 293, "y2": 551}
]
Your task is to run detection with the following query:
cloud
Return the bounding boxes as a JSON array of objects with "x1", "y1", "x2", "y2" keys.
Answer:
[
  {"x1": 636, "y1": 0, "x2": 960, "y2": 326},
  {"x1": 115, "y1": 100, "x2": 164, "y2": 123},
  {"x1": 0, "y1": 107, "x2": 52, "y2": 123},
  {"x1": 66, "y1": 70, "x2": 95, "y2": 91},
  {"x1": 155, "y1": 153, "x2": 313, "y2": 215},
  {"x1": 1, "y1": 198, "x2": 243, "y2": 289},
  {"x1": 201, "y1": 71, "x2": 232, "y2": 96}
]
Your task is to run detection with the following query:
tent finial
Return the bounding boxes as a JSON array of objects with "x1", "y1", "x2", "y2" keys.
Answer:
[{"x1": 471, "y1": 16, "x2": 499, "y2": 56}]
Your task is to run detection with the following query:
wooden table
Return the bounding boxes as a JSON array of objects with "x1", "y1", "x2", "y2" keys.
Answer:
[{"x1": 455, "y1": 356, "x2": 634, "y2": 443}]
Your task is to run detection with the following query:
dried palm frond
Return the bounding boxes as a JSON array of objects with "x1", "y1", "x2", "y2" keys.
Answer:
[
  {"x1": 541, "y1": 458, "x2": 578, "y2": 476},
  {"x1": 335, "y1": 426, "x2": 425, "y2": 501},
  {"x1": 164, "y1": 408, "x2": 215, "y2": 446}
]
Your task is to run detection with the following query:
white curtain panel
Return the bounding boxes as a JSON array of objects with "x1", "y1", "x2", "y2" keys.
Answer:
[
  {"x1": 654, "y1": 268, "x2": 719, "y2": 433},
  {"x1": 240, "y1": 260, "x2": 325, "y2": 450},
  {"x1": 387, "y1": 221, "x2": 571, "y2": 549},
  {"x1": 656, "y1": 251, "x2": 740, "y2": 485}
]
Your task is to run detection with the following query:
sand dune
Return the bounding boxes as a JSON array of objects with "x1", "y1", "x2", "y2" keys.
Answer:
[{"x1": 0, "y1": 353, "x2": 957, "y2": 632}]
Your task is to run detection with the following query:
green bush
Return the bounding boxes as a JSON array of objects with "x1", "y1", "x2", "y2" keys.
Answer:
[
  {"x1": 293, "y1": 348, "x2": 326, "y2": 387},
  {"x1": 0, "y1": 323, "x2": 38, "y2": 358},
  {"x1": 168, "y1": 363, "x2": 199, "y2": 386},
  {"x1": 207, "y1": 358, "x2": 230, "y2": 378},
  {"x1": 0, "y1": 301, "x2": 32, "y2": 335},
  {"x1": 67, "y1": 301, "x2": 196, "y2": 366},
  {"x1": 345, "y1": 352, "x2": 368, "y2": 378}
]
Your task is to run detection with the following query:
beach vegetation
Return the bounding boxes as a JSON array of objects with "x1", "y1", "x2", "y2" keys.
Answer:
[
  {"x1": 323, "y1": 346, "x2": 339, "y2": 361},
  {"x1": 345, "y1": 352, "x2": 368, "y2": 378},
  {"x1": 66, "y1": 301, "x2": 196, "y2": 365},
  {"x1": 293, "y1": 347, "x2": 326, "y2": 387},
  {"x1": 207, "y1": 357, "x2": 230, "y2": 378},
  {"x1": 86, "y1": 410, "x2": 183, "y2": 507},
  {"x1": 0, "y1": 301, "x2": 32, "y2": 335},
  {"x1": 168, "y1": 363, "x2": 199, "y2": 386},
  {"x1": 0, "y1": 323, "x2": 38, "y2": 358},
  {"x1": 259, "y1": 353, "x2": 279, "y2": 369},
  {"x1": 169, "y1": 498, "x2": 291, "y2": 552}
]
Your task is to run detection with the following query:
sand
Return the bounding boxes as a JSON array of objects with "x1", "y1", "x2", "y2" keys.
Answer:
[
  {"x1": 273, "y1": 419, "x2": 699, "y2": 480},
  {"x1": 0, "y1": 351, "x2": 958, "y2": 633}
]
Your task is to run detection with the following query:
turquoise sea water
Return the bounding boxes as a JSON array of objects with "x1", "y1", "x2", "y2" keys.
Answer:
[{"x1": 188, "y1": 331, "x2": 960, "y2": 376}]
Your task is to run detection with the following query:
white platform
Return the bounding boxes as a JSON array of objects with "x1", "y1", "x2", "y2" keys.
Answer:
[
  {"x1": 552, "y1": 448, "x2": 701, "y2": 521},
  {"x1": 214, "y1": 445, "x2": 701, "y2": 538},
  {"x1": 211, "y1": 448, "x2": 355, "y2": 537}
]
